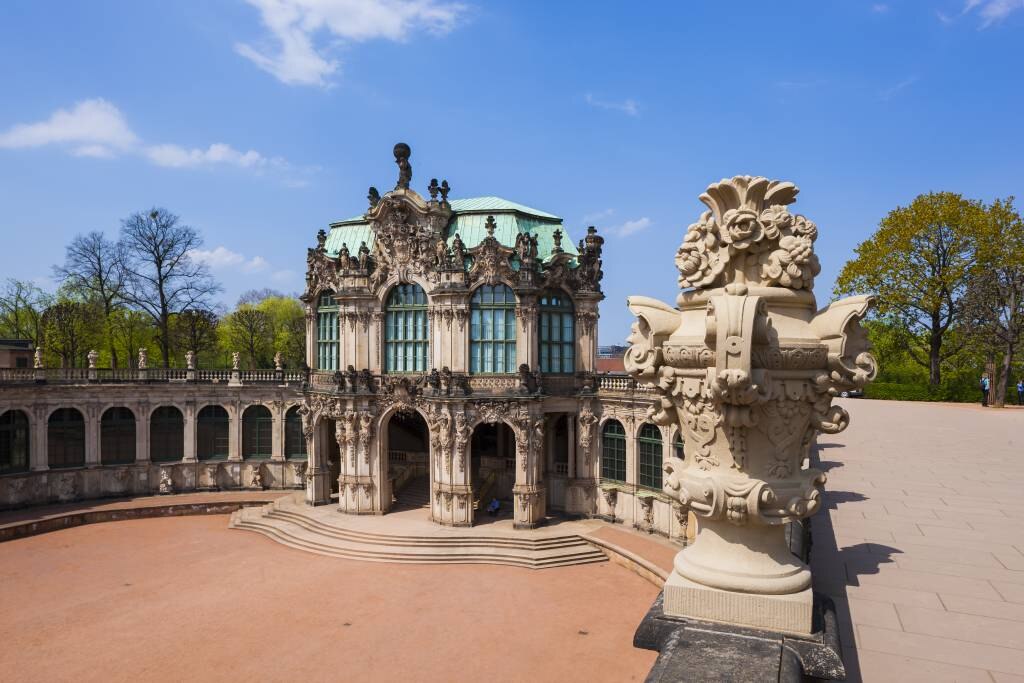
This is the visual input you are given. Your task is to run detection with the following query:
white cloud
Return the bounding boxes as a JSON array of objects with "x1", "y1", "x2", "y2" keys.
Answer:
[
  {"x1": 879, "y1": 76, "x2": 918, "y2": 101},
  {"x1": 584, "y1": 93, "x2": 640, "y2": 117},
  {"x1": 271, "y1": 268, "x2": 298, "y2": 283},
  {"x1": 582, "y1": 208, "x2": 615, "y2": 223},
  {"x1": 0, "y1": 98, "x2": 138, "y2": 158},
  {"x1": 0, "y1": 99, "x2": 303, "y2": 183},
  {"x1": 145, "y1": 143, "x2": 268, "y2": 169},
  {"x1": 612, "y1": 217, "x2": 651, "y2": 237},
  {"x1": 236, "y1": 0, "x2": 467, "y2": 87},
  {"x1": 965, "y1": 0, "x2": 1024, "y2": 27},
  {"x1": 191, "y1": 246, "x2": 269, "y2": 273}
]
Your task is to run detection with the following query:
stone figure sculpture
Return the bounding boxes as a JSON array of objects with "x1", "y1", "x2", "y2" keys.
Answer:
[
  {"x1": 274, "y1": 352, "x2": 282, "y2": 371},
  {"x1": 394, "y1": 142, "x2": 412, "y2": 189},
  {"x1": 185, "y1": 350, "x2": 195, "y2": 370},
  {"x1": 87, "y1": 350, "x2": 98, "y2": 369},
  {"x1": 138, "y1": 348, "x2": 148, "y2": 370},
  {"x1": 625, "y1": 175, "x2": 876, "y2": 635},
  {"x1": 33, "y1": 347, "x2": 43, "y2": 369},
  {"x1": 232, "y1": 352, "x2": 240, "y2": 371}
]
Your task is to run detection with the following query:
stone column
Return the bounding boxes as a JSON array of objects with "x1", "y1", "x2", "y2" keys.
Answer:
[
  {"x1": 84, "y1": 403, "x2": 100, "y2": 467},
  {"x1": 227, "y1": 403, "x2": 241, "y2": 462},
  {"x1": 512, "y1": 407, "x2": 545, "y2": 529},
  {"x1": 304, "y1": 305, "x2": 315, "y2": 369},
  {"x1": 30, "y1": 403, "x2": 48, "y2": 471},
  {"x1": 305, "y1": 417, "x2": 330, "y2": 505},
  {"x1": 625, "y1": 175, "x2": 877, "y2": 635},
  {"x1": 182, "y1": 401, "x2": 196, "y2": 463},
  {"x1": 271, "y1": 401, "x2": 284, "y2": 461},
  {"x1": 136, "y1": 403, "x2": 150, "y2": 464}
]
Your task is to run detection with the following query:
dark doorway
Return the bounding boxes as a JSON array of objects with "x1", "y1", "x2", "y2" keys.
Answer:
[
  {"x1": 326, "y1": 418, "x2": 340, "y2": 495},
  {"x1": 470, "y1": 422, "x2": 515, "y2": 516},
  {"x1": 388, "y1": 410, "x2": 429, "y2": 511}
]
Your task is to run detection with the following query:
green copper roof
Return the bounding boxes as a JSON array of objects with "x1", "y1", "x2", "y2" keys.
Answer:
[
  {"x1": 324, "y1": 196, "x2": 576, "y2": 262},
  {"x1": 447, "y1": 196, "x2": 560, "y2": 220}
]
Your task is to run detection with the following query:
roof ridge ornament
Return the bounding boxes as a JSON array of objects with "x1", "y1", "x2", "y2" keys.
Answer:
[
  {"x1": 428, "y1": 178, "x2": 439, "y2": 201},
  {"x1": 485, "y1": 215, "x2": 496, "y2": 237},
  {"x1": 393, "y1": 142, "x2": 412, "y2": 190}
]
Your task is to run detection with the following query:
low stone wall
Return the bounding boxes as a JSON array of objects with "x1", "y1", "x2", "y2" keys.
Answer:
[{"x1": 0, "y1": 460, "x2": 306, "y2": 511}]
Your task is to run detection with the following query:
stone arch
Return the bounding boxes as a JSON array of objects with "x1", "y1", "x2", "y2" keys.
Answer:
[
  {"x1": 382, "y1": 282, "x2": 430, "y2": 374},
  {"x1": 241, "y1": 404, "x2": 273, "y2": 460},
  {"x1": 637, "y1": 421, "x2": 664, "y2": 491},
  {"x1": 376, "y1": 273, "x2": 434, "y2": 302},
  {"x1": 377, "y1": 403, "x2": 432, "y2": 513},
  {"x1": 0, "y1": 408, "x2": 31, "y2": 475},
  {"x1": 599, "y1": 417, "x2": 627, "y2": 483},
  {"x1": 150, "y1": 405, "x2": 184, "y2": 463},
  {"x1": 47, "y1": 407, "x2": 85, "y2": 469},
  {"x1": 100, "y1": 406, "x2": 136, "y2": 465},
  {"x1": 196, "y1": 404, "x2": 230, "y2": 461},
  {"x1": 284, "y1": 405, "x2": 307, "y2": 460}
]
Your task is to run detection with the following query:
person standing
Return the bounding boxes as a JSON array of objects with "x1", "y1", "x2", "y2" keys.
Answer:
[
  {"x1": 1017, "y1": 379, "x2": 1023, "y2": 406},
  {"x1": 981, "y1": 373, "x2": 991, "y2": 407}
]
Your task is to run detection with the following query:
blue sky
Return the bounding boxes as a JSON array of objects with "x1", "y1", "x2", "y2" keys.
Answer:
[{"x1": 0, "y1": 0, "x2": 1021, "y2": 345}]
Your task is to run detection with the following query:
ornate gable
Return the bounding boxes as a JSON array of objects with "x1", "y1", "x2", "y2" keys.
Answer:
[{"x1": 468, "y1": 216, "x2": 516, "y2": 286}]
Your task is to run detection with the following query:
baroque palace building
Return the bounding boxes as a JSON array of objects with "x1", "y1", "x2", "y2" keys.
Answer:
[{"x1": 0, "y1": 144, "x2": 687, "y2": 541}]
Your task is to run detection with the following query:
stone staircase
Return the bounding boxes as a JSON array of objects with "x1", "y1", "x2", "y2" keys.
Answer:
[
  {"x1": 392, "y1": 476, "x2": 429, "y2": 512},
  {"x1": 229, "y1": 496, "x2": 607, "y2": 569}
]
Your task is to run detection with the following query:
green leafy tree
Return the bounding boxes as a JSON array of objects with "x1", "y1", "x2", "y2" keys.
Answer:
[
  {"x1": 0, "y1": 279, "x2": 51, "y2": 346},
  {"x1": 835, "y1": 192, "x2": 986, "y2": 386},
  {"x1": 171, "y1": 308, "x2": 220, "y2": 367},
  {"x1": 223, "y1": 305, "x2": 272, "y2": 369},
  {"x1": 257, "y1": 295, "x2": 306, "y2": 369},
  {"x1": 963, "y1": 198, "x2": 1024, "y2": 407},
  {"x1": 108, "y1": 308, "x2": 156, "y2": 369},
  {"x1": 41, "y1": 299, "x2": 102, "y2": 368}
]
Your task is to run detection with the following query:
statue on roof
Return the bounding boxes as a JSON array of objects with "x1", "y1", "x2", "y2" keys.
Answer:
[
  {"x1": 368, "y1": 187, "x2": 380, "y2": 209},
  {"x1": 440, "y1": 180, "x2": 450, "y2": 204},
  {"x1": 451, "y1": 233, "x2": 466, "y2": 267},
  {"x1": 577, "y1": 225, "x2": 605, "y2": 291},
  {"x1": 338, "y1": 243, "x2": 352, "y2": 269},
  {"x1": 316, "y1": 229, "x2": 327, "y2": 251},
  {"x1": 357, "y1": 241, "x2": 370, "y2": 270},
  {"x1": 428, "y1": 178, "x2": 440, "y2": 201},
  {"x1": 394, "y1": 142, "x2": 412, "y2": 190}
]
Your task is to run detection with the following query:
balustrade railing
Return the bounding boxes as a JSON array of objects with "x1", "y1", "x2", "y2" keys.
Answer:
[{"x1": 0, "y1": 366, "x2": 303, "y2": 386}]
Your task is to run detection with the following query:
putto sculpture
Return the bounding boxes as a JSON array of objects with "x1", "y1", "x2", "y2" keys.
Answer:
[{"x1": 626, "y1": 176, "x2": 876, "y2": 635}]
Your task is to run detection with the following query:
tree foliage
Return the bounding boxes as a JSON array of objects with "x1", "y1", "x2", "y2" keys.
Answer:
[{"x1": 835, "y1": 192, "x2": 986, "y2": 386}]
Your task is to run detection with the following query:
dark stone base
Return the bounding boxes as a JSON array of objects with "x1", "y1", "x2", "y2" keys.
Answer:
[{"x1": 634, "y1": 591, "x2": 845, "y2": 682}]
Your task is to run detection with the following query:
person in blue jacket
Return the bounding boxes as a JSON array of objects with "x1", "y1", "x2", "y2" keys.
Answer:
[{"x1": 981, "y1": 373, "x2": 991, "y2": 407}]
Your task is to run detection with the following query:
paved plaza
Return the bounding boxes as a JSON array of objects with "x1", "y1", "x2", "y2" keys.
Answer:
[{"x1": 813, "y1": 399, "x2": 1024, "y2": 682}]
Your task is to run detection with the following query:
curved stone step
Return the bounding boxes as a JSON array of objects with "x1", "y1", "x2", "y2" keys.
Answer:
[{"x1": 230, "y1": 503, "x2": 607, "y2": 569}]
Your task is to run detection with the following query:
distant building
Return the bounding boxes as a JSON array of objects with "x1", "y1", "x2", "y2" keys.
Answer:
[{"x1": 0, "y1": 340, "x2": 33, "y2": 369}]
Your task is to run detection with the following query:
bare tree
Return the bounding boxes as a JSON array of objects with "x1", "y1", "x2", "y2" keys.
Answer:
[
  {"x1": 120, "y1": 208, "x2": 220, "y2": 367},
  {"x1": 237, "y1": 288, "x2": 284, "y2": 306},
  {"x1": 53, "y1": 231, "x2": 127, "y2": 366},
  {"x1": 224, "y1": 306, "x2": 271, "y2": 369},
  {"x1": 0, "y1": 279, "x2": 51, "y2": 345},
  {"x1": 172, "y1": 308, "x2": 220, "y2": 367}
]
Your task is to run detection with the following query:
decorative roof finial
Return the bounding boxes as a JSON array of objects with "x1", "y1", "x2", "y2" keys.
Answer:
[
  {"x1": 552, "y1": 228, "x2": 564, "y2": 253},
  {"x1": 316, "y1": 229, "x2": 327, "y2": 250},
  {"x1": 485, "y1": 215, "x2": 497, "y2": 237},
  {"x1": 393, "y1": 142, "x2": 412, "y2": 190},
  {"x1": 440, "y1": 180, "x2": 450, "y2": 204},
  {"x1": 428, "y1": 178, "x2": 439, "y2": 201},
  {"x1": 368, "y1": 187, "x2": 380, "y2": 209}
]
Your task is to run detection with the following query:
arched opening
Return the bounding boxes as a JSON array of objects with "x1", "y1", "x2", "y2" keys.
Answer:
[
  {"x1": 470, "y1": 421, "x2": 516, "y2": 520},
  {"x1": 539, "y1": 289, "x2": 575, "y2": 374},
  {"x1": 316, "y1": 290, "x2": 339, "y2": 371},
  {"x1": 325, "y1": 418, "x2": 340, "y2": 496},
  {"x1": 101, "y1": 407, "x2": 136, "y2": 465},
  {"x1": 284, "y1": 406, "x2": 306, "y2": 459},
  {"x1": 48, "y1": 408, "x2": 85, "y2": 469},
  {"x1": 197, "y1": 405, "x2": 229, "y2": 461},
  {"x1": 638, "y1": 423, "x2": 663, "y2": 491},
  {"x1": 545, "y1": 414, "x2": 571, "y2": 512},
  {"x1": 242, "y1": 405, "x2": 273, "y2": 460},
  {"x1": 601, "y1": 420, "x2": 626, "y2": 483},
  {"x1": 386, "y1": 410, "x2": 429, "y2": 511},
  {"x1": 0, "y1": 409, "x2": 30, "y2": 475},
  {"x1": 470, "y1": 284, "x2": 516, "y2": 374},
  {"x1": 673, "y1": 431, "x2": 684, "y2": 460},
  {"x1": 150, "y1": 406, "x2": 184, "y2": 462},
  {"x1": 384, "y1": 283, "x2": 428, "y2": 373}
]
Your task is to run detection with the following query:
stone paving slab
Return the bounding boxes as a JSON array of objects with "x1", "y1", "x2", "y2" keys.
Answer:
[{"x1": 812, "y1": 398, "x2": 1024, "y2": 681}]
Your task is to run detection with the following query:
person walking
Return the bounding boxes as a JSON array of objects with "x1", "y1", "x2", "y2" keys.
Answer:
[
  {"x1": 1017, "y1": 379, "x2": 1023, "y2": 406},
  {"x1": 981, "y1": 373, "x2": 991, "y2": 407}
]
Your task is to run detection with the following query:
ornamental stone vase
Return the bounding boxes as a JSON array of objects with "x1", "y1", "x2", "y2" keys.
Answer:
[{"x1": 625, "y1": 176, "x2": 877, "y2": 634}]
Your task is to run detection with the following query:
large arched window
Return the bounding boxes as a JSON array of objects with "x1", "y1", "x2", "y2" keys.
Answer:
[
  {"x1": 197, "y1": 405, "x2": 230, "y2": 461},
  {"x1": 385, "y1": 283, "x2": 429, "y2": 373},
  {"x1": 101, "y1": 407, "x2": 136, "y2": 465},
  {"x1": 539, "y1": 290, "x2": 574, "y2": 374},
  {"x1": 317, "y1": 290, "x2": 339, "y2": 371},
  {"x1": 601, "y1": 420, "x2": 626, "y2": 483},
  {"x1": 48, "y1": 408, "x2": 85, "y2": 469},
  {"x1": 242, "y1": 405, "x2": 273, "y2": 460},
  {"x1": 0, "y1": 410, "x2": 30, "y2": 475},
  {"x1": 470, "y1": 284, "x2": 516, "y2": 374},
  {"x1": 285, "y1": 406, "x2": 307, "y2": 459},
  {"x1": 638, "y1": 423, "x2": 663, "y2": 490},
  {"x1": 150, "y1": 406, "x2": 184, "y2": 462}
]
